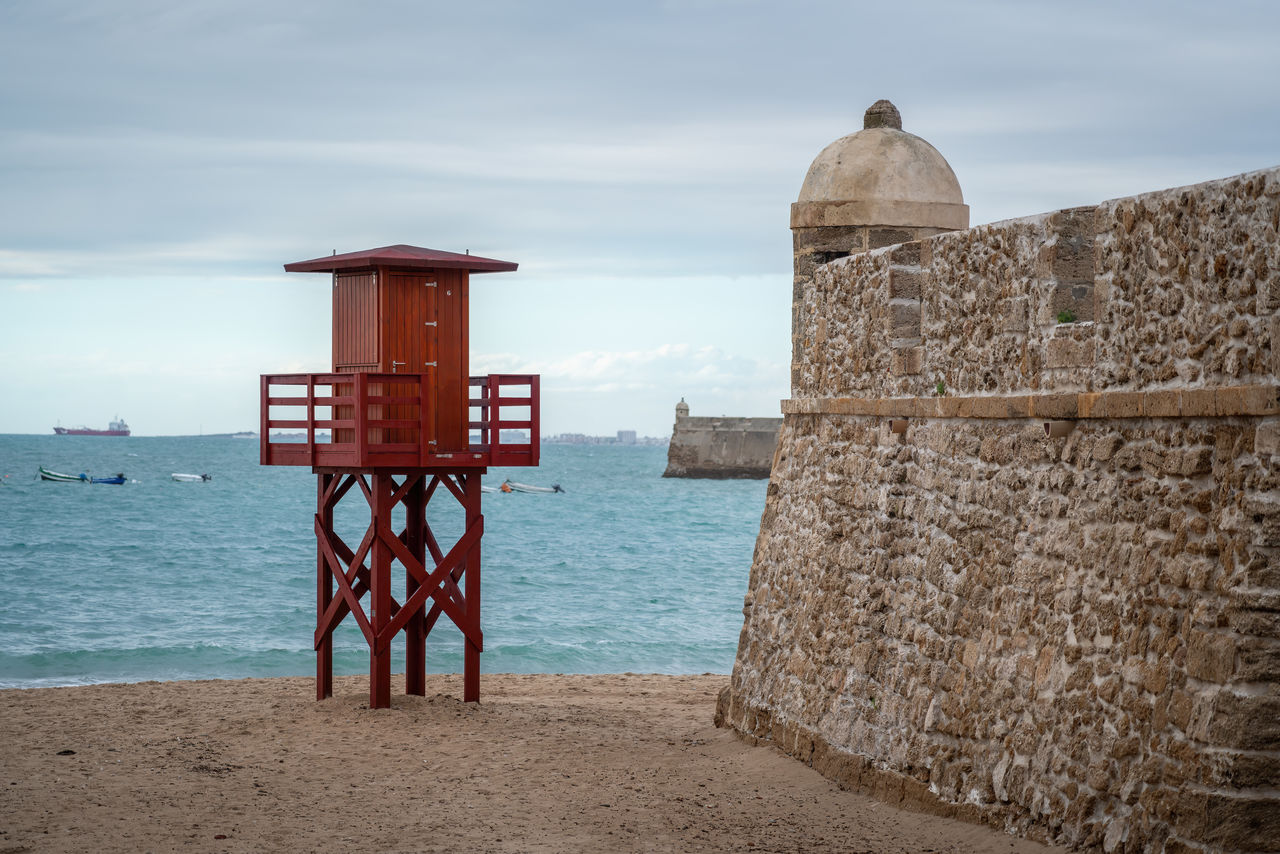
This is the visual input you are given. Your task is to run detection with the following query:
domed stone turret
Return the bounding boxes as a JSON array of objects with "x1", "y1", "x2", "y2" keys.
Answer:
[
  {"x1": 792, "y1": 99, "x2": 968, "y2": 233},
  {"x1": 675, "y1": 398, "x2": 689, "y2": 419},
  {"x1": 793, "y1": 99, "x2": 967, "y2": 230},
  {"x1": 789, "y1": 100, "x2": 969, "y2": 392}
]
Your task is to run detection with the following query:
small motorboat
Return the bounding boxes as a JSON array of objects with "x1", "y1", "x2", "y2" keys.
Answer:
[
  {"x1": 38, "y1": 467, "x2": 125, "y2": 484},
  {"x1": 39, "y1": 466, "x2": 87, "y2": 483},
  {"x1": 172, "y1": 473, "x2": 212, "y2": 482},
  {"x1": 480, "y1": 485, "x2": 499, "y2": 494},
  {"x1": 503, "y1": 479, "x2": 564, "y2": 494}
]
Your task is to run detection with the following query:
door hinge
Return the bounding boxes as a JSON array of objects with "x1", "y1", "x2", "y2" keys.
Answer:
[
  {"x1": 424, "y1": 361, "x2": 437, "y2": 367},
  {"x1": 424, "y1": 282, "x2": 437, "y2": 288},
  {"x1": 424, "y1": 321, "x2": 437, "y2": 327}
]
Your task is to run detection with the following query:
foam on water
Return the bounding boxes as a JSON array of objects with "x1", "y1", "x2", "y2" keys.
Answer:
[{"x1": 0, "y1": 435, "x2": 765, "y2": 687}]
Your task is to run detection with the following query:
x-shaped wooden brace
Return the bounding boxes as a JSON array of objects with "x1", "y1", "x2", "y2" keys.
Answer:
[
  {"x1": 373, "y1": 502, "x2": 483, "y2": 654},
  {"x1": 314, "y1": 474, "x2": 386, "y2": 650},
  {"x1": 313, "y1": 471, "x2": 484, "y2": 706}
]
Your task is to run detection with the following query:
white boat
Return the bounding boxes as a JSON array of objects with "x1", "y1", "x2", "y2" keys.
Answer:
[
  {"x1": 481, "y1": 485, "x2": 500, "y2": 494},
  {"x1": 172, "y1": 473, "x2": 212, "y2": 482},
  {"x1": 503, "y1": 479, "x2": 564, "y2": 494}
]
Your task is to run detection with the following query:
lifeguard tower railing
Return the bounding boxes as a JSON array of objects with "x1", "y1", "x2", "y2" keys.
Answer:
[{"x1": 260, "y1": 373, "x2": 539, "y2": 469}]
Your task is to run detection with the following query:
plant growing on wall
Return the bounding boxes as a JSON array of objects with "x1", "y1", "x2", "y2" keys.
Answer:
[
  {"x1": 935, "y1": 378, "x2": 946, "y2": 396},
  {"x1": 1057, "y1": 308, "x2": 1077, "y2": 324}
]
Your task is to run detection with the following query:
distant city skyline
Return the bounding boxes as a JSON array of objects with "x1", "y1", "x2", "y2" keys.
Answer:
[{"x1": 3, "y1": 1, "x2": 1278, "y2": 436}]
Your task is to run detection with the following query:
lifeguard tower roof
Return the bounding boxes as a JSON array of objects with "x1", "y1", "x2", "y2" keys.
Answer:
[{"x1": 284, "y1": 244, "x2": 518, "y2": 274}]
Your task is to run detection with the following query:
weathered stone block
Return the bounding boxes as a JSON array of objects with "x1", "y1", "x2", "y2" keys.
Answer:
[
  {"x1": 1215, "y1": 386, "x2": 1249, "y2": 416},
  {"x1": 1206, "y1": 689, "x2": 1280, "y2": 751},
  {"x1": 889, "y1": 242, "x2": 921, "y2": 267},
  {"x1": 1172, "y1": 789, "x2": 1280, "y2": 850},
  {"x1": 1257, "y1": 419, "x2": 1280, "y2": 457},
  {"x1": 889, "y1": 268, "x2": 923, "y2": 300},
  {"x1": 1030, "y1": 394, "x2": 1078, "y2": 419},
  {"x1": 935, "y1": 397, "x2": 962, "y2": 418},
  {"x1": 793, "y1": 255, "x2": 828, "y2": 282},
  {"x1": 890, "y1": 301, "x2": 921, "y2": 341},
  {"x1": 919, "y1": 238, "x2": 934, "y2": 268},
  {"x1": 1178, "y1": 448, "x2": 1214, "y2": 476},
  {"x1": 1000, "y1": 296, "x2": 1030, "y2": 333},
  {"x1": 1049, "y1": 206, "x2": 1098, "y2": 280},
  {"x1": 1203, "y1": 750, "x2": 1280, "y2": 789},
  {"x1": 890, "y1": 347, "x2": 923, "y2": 377},
  {"x1": 869, "y1": 227, "x2": 916, "y2": 249},
  {"x1": 1227, "y1": 384, "x2": 1280, "y2": 415},
  {"x1": 1234, "y1": 637, "x2": 1280, "y2": 682},
  {"x1": 1227, "y1": 606, "x2": 1280, "y2": 637},
  {"x1": 1185, "y1": 629, "x2": 1236, "y2": 683},
  {"x1": 1045, "y1": 337, "x2": 1096, "y2": 369},
  {"x1": 968, "y1": 396, "x2": 1022, "y2": 419},
  {"x1": 1144, "y1": 390, "x2": 1181, "y2": 417},
  {"x1": 1266, "y1": 265, "x2": 1280, "y2": 312},
  {"x1": 1051, "y1": 282, "x2": 1095, "y2": 323},
  {"x1": 1271, "y1": 316, "x2": 1280, "y2": 376},
  {"x1": 1087, "y1": 392, "x2": 1144, "y2": 419},
  {"x1": 1181, "y1": 388, "x2": 1217, "y2": 417},
  {"x1": 793, "y1": 225, "x2": 868, "y2": 255},
  {"x1": 910, "y1": 396, "x2": 939, "y2": 417}
]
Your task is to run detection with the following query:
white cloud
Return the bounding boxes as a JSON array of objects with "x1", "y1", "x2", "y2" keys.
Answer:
[
  {"x1": 475, "y1": 343, "x2": 785, "y2": 394},
  {"x1": 0, "y1": 251, "x2": 64, "y2": 278},
  {"x1": 0, "y1": 238, "x2": 300, "y2": 279}
]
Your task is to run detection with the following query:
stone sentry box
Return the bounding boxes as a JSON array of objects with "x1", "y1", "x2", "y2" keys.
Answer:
[
  {"x1": 719, "y1": 101, "x2": 1279, "y2": 853},
  {"x1": 790, "y1": 99, "x2": 968, "y2": 391}
]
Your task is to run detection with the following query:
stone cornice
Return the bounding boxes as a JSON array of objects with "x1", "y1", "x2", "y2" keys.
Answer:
[
  {"x1": 791, "y1": 199, "x2": 970, "y2": 230},
  {"x1": 782, "y1": 384, "x2": 1280, "y2": 419}
]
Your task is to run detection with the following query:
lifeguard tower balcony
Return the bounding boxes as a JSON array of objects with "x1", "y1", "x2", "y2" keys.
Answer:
[{"x1": 259, "y1": 245, "x2": 538, "y2": 470}]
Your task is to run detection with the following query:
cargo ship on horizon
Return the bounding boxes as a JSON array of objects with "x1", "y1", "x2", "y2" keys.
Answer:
[{"x1": 53, "y1": 416, "x2": 131, "y2": 437}]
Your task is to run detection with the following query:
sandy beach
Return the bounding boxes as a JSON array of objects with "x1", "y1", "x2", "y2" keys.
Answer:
[{"x1": 0, "y1": 674, "x2": 1065, "y2": 853}]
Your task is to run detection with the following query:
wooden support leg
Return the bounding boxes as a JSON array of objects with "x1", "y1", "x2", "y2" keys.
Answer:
[
  {"x1": 316, "y1": 473, "x2": 334, "y2": 700},
  {"x1": 405, "y1": 475, "x2": 427, "y2": 696},
  {"x1": 312, "y1": 468, "x2": 484, "y2": 708},
  {"x1": 370, "y1": 473, "x2": 393, "y2": 709},
  {"x1": 464, "y1": 472, "x2": 482, "y2": 703}
]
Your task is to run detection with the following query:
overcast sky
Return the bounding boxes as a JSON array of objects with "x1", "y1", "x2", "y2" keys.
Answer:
[{"x1": 2, "y1": 0, "x2": 1277, "y2": 436}]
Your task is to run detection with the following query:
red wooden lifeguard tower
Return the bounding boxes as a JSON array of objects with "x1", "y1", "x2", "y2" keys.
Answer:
[{"x1": 260, "y1": 244, "x2": 538, "y2": 708}]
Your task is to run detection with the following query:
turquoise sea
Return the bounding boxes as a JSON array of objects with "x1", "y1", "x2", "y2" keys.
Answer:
[{"x1": 0, "y1": 436, "x2": 765, "y2": 689}]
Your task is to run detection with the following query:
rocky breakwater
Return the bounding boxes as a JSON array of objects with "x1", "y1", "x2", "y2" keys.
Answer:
[{"x1": 718, "y1": 168, "x2": 1280, "y2": 853}]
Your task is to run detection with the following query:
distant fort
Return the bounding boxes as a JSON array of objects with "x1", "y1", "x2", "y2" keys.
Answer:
[{"x1": 662, "y1": 400, "x2": 781, "y2": 479}]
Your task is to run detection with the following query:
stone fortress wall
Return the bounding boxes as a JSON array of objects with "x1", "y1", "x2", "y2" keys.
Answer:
[
  {"x1": 717, "y1": 166, "x2": 1280, "y2": 852},
  {"x1": 663, "y1": 401, "x2": 782, "y2": 479}
]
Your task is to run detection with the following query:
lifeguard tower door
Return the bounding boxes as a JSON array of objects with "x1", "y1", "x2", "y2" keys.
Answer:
[{"x1": 330, "y1": 267, "x2": 470, "y2": 451}]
